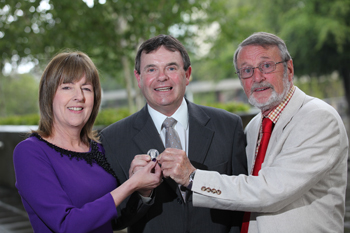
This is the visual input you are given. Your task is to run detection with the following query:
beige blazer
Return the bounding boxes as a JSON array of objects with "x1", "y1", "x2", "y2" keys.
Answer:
[{"x1": 192, "y1": 87, "x2": 348, "y2": 233}]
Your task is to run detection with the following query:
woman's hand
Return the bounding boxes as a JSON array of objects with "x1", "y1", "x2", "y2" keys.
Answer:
[
  {"x1": 110, "y1": 160, "x2": 162, "y2": 207},
  {"x1": 130, "y1": 160, "x2": 162, "y2": 195}
]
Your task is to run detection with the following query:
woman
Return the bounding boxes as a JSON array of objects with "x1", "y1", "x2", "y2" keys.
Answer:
[{"x1": 13, "y1": 51, "x2": 162, "y2": 233}]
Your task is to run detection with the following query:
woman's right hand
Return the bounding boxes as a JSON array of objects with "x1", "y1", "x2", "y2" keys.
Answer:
[
  {"x1": 130, "y1": 160, "x2": 162, "y2": 194},
  {"x1": 110, "y1": 160, "x2": 162, "y2": 207}
]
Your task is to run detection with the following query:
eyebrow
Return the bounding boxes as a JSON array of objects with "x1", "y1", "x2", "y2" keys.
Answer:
[
  {"x1": 166, "y1": 62, "x2": 179, "y2": 67},
  {"x1": 61, "y1": 81, "x2": 92, "y2": 85},
  {"x1": 143, "y1": 62, "x2": 180, "y2": 71},
  {"x1": 240, "y1": 56, "x2": 272, "y2": 67}
]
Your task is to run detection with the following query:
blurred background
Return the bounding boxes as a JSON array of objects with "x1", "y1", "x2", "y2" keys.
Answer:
[{"x1": 0, "y1": 0, "x2": 349, "y2": 232}]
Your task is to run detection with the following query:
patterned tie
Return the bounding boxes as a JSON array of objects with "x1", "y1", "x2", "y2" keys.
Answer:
[
  {"x1": 241, "y1": 117, "x2": 274, "y2": 233},
  {"x1": 162, "y1": 117, "x2": 182, "y2": 149},
  {"x1": 163, "y1": 117, "x2": 187, "y2": 201}
]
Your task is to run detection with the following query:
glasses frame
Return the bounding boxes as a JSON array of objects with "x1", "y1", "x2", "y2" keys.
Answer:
[{"x1": 236, "y1": 60, "x2": 289, "y2": 79}]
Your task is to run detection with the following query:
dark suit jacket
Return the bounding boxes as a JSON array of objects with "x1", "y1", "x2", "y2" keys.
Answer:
[{"x1": 100, "y1": 100, "x2": 247, "y2": 233}]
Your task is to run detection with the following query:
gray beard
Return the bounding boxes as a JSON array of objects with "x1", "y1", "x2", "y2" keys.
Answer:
[{"x1": 248, "y1": 72, "x2": 291, "y2": 112}]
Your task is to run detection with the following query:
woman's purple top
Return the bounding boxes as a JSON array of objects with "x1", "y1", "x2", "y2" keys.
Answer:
[{"x1": 13, "y1": 133, "x2": 118, "y2": 233}]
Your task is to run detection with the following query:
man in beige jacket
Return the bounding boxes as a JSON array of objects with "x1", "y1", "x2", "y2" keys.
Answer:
[{"x1": 159, "y1": 32, "x2": 348, "y2": 233}]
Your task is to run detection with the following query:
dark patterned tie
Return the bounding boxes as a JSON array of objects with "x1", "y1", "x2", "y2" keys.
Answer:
[{"x1": 162, "y1": 117, "x2": 182, "y2": 149}]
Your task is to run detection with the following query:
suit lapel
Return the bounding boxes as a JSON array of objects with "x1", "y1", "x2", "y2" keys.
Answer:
[
  {"x1": 132, "y1": 105, "x2": 165, "y2": 154},
  {"x1": 187, "y1": 101, "x2": 214, "y2": 167},
  {"x1": 265, "y1": 87, "x2": 306, "y2": 164},
  {"x1": 268, "y1": 87, "x2": 306, "y2": 151}
]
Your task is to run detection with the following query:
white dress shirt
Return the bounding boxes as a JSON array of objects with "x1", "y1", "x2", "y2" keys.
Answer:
[{"x1": 148, "y1": 98, "x2": 189, "y2": 155}]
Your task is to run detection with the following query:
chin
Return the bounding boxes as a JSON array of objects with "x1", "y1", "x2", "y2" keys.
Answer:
[{"x1": 249, "y1": 95, "x2": 276, "y2": 110}]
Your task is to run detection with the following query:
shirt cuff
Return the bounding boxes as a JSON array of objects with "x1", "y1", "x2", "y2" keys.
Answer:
[{"x1": 139, "y1": 190, "x2": 153, "y2": 203}]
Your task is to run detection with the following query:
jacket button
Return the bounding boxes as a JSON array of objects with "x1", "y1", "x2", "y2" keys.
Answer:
[
  {"x1": 212, "y1": 188, "x2": 217, "y2": 194},
  {"x1": 217, "y1": 190, "x2": 221, "y2": 195},
  {"x1": 201, "y1": 186, "x2": 206, "y2": 191}
]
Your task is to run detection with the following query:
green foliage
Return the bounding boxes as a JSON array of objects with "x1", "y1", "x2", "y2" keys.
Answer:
[
  {"x1": 94, "y1": 108, "x2": 131, "y2": 126},
  {"x1": 0, "y1": 0, "x2": 207, "y2": 78},
  {"x1": 1, "y1": 0, "x2": 349, "y2": 118},
  {"x1": 0, "y1": 73, "x2": 39, "y2": 117},
  {"x1": 206, "y1": 102, "x2": 250, "y2": 113},
  {"x1": 0, "y1": 113, "x2": 39, "y2": 125},
  {"x1": 294, "y1": 72, "x2": 344, "y2": 99},
  {"x1": 191, "y1": 0, "x2": 258, "y2": 82},
  {"x1": 238, "y1": 0, "x2": 350, "y2": 110},
  {"x1": 0, "y1": 102, "x2": 250, "y2": 126}
]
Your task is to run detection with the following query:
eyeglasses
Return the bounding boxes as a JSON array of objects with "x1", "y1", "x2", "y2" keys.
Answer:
[{"x1": 236, "y1": 60, "x2": 288, "y2": 79}]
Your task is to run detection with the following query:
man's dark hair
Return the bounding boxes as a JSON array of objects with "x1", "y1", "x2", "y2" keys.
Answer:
[{"x1": 135, "y1": 34, "x2": 191, "y2": 74}]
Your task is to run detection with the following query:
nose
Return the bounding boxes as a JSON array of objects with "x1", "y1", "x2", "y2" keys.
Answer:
[
  {"x1": 251, "y1": 67, "x2": 265, "y2": 83},
  {"x1": 74, "y1": 88, "x2": 85, "y2": 102},
  {"x1": 157, "y1": 68, "x2": 169, "y2": 82}
]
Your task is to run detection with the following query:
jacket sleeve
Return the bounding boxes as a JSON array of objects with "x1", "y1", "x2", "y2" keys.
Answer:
[{"x1": 192, "y1": 107, "x2": 348, "y2": 212}]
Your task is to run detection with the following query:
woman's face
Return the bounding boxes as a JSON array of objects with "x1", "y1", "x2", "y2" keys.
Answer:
[{"x1": 52, "y1": 75, "x2": 94, "y2": 133}]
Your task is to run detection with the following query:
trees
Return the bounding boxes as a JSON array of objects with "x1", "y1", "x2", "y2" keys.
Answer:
[
  {"x1": 0, "y1": 0, "x2": 207, "y2": 113},
  {"x1": 273, "y1": 0, "x2": 350, "y2": 113},
  {"x1": 192, "y1": 0, "x2": 350, "y2": 114},
  {"x1": 0, "y1": 73, "x2": 39, "y2": 117},
  {"x1": 1, "y1": 0, "x2": 349, "y2": 116}
]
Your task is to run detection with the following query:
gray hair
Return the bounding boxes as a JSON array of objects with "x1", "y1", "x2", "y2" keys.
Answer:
[{"x1": 233, "y1": 32, "x2": 292, "y2": 72}]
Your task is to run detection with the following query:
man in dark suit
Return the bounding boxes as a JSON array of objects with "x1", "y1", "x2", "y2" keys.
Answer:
[{"x1": 100, "y1": 34, "x2": 247, "y2": 233}]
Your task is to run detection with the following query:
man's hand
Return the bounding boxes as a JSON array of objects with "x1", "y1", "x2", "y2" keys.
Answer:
[{"x1": 157, "y1": 148, "x2": 196, "y2": 186}]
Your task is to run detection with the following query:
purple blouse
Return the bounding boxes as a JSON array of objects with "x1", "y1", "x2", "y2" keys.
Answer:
[{"x1": 13, "y1": 134, "x2": 118, "y2": 233}]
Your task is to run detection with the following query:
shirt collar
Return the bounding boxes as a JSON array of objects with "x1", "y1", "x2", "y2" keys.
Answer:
[
  {"x1": 265, "y1": 85, "x2": 296, "y2": 124},
  {"x1": 148, "y1": 98, "x2": 188, "y2": 134}
]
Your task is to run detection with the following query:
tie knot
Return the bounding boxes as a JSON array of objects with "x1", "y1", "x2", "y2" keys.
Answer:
[
  {"x1": 262, "y1": 117, "x2": 274, "y2": 133},
  {"x1": 163, "y1": 117, "x2": 177, "y2": 129}
]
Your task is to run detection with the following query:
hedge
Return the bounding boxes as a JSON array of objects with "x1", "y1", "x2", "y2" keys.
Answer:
[{"x1": 0, "y1": 102, "x2": 250, "y2": 126}]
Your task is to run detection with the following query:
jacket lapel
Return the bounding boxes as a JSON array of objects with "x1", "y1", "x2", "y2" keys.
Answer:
[
  {"x1": 132, "y1": 105, "x2": 165, "y2": 154},
  {"x1": 265, "y1": 87, "x2": 306, "y2": 162},
  {"x1": 187, "y1": 101, "x2": 214, "y2": 167}
]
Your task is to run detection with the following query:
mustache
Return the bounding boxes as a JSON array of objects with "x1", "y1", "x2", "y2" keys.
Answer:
[{"x1": 250, "y1": 82, "x2": 274, "y2": 94}]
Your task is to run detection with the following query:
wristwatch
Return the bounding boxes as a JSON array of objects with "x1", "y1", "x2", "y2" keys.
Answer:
[{"x1": 186, "y1": 169, "x2": 196, "y2": 190}]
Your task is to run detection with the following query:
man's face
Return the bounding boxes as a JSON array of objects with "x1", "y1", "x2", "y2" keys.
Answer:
[
  {"x1": 237, "y1": 45, "x2": 294, "y2": 114},
  {"x1": 135, "y1": 46, "x2": 191, "y2": 116}
]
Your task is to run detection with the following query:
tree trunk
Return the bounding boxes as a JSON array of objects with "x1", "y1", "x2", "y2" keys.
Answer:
[
  {"x1": 340, "y1": 67, "x2": 350, "y2": 115},
  {"x1": 340, "y1": 67, "x2": 350, "y2": 135},
  {"x1": 0, "y1": 76, "x2": 5, "y2": 117},
  {"x1": 132, "y1": 73, "x2": 144, "y2": 110},
  {"x1": 122, "y1": 56, "x2": 135, "y2": 114}
]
